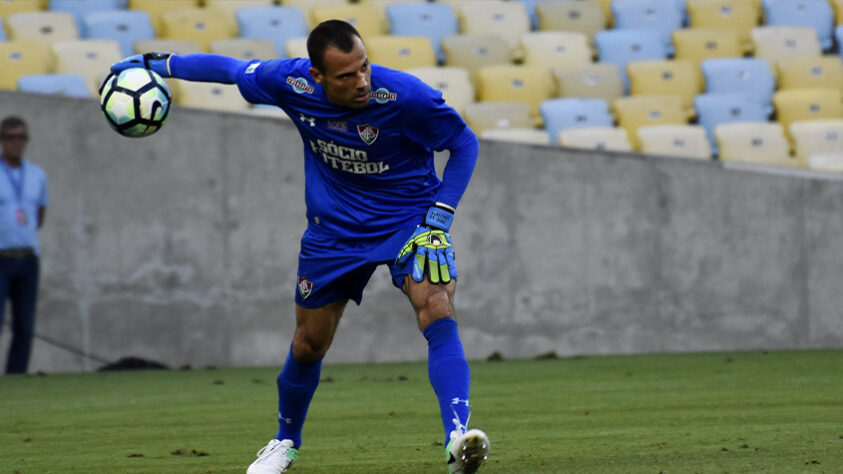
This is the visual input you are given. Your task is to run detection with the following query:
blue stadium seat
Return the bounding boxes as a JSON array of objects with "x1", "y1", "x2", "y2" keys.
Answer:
[
  {"x1": 701, "y1": 58, "x2": 776, "y2": 115},
  {"x1": 836, "y1": 25, "x2": 843, "y2": 61},
  {"x1": 236, "y1": 6, "x2": 308, "y2": 59},
  {"x1": 49, "y1": 0, "x2": 126, "y2": 35},
  {"x1": 762, "y1": 0, "x2": 834, "y2": 51},
  {"x1": 386, "y1": 2, "x2": 458, "y2": 64},
  {"x1": 17, "y1": 73, "x2": 92, "y2": 97},
  {"x1": 594, "y1": 29, "x2": 667, "y2": 93},
  {"x1": 539, "y1": 98, "x2": 614, "y2": 145},
  {"x1": 675, "y1": 0, "x2": 689, "y2": 26},
  {"x1": 83, "y1": 10, "x2": 154, "y2": 57},
  {"x1": 0, "y1": 18, "x2": 6, "y2": 41},
  {"x1": 610, "y1": 0, "x2": 683, "y2": 55},
  {"x1": 693, "y1": 93, "x2": 770, "y2": 155}
]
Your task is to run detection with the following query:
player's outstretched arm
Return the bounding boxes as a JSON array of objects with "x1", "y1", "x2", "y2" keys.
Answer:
[{"x1": 111, "y1": 53, "x2": 249, "y2": 84}]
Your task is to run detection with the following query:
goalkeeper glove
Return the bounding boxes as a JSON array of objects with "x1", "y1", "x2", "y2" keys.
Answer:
[
  {"x1": 111, "y1": 52, "x2": 173, "y2": 78},
  {"x1": 396, "y1": 203, "x2": 457, "y2": 284}
]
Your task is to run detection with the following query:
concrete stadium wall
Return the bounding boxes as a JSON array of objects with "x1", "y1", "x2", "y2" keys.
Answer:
[{"x1": 1, "y1": 90, "x2": 842, "y2": 373}]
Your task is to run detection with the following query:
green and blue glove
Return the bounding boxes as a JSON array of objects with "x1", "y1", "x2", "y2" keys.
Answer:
[
  {"x1": 111, "y1": 52, "x2": 173, "y2": 77},
  {"x1": 396, "y1": 204, "x2": 458, "y2": 284}
]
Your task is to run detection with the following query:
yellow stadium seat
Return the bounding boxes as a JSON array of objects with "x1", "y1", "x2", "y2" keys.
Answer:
[
  {"x1": 161, "y1": 8, "x2": 235, "y2": 52},
  {"x1": 134, "y1": 38, "x2": 202, "y2": 55},
  {"x1": 592, "y1": 0, "x2": 614, "y2": 26},
  {"x1": 129, "y1": 0, "x2": 200, "y2": 35},
  {"x1": 776, "y1": 56, "x2": 843, "y2": 93},
  {"x1": 613, "y1": 95, "x2": 687, "y2": 150},
  {"x1": 171, "y1": 79, "x2": 249, "y2": 112},
  {"x1": 627, "y1": 59, "x2": 701, "y2": 118},
  {"x1": 833, "y1": 0, "x2": 843, "y2": 24},
  {"x1": 0, "y1": 0, "x2": 40, "y2": 23},
  {"x1": 520, "y1": 31, "x2": 592, "y2": 70},
  {"x1": 310, "y1": 4, "x2": 385, "y2": 38},
  {"x1": 51, "y1": 39, "x2": 123, "y2": 96},
  {"x1": 463, "y1": 101, "x2": 532, "y2": 135},
  {"x1": 284, "y1": 37, "x2": 308, "y2": 59},
  {"x1": 364, "y1": 35, "x2": 437, "y2": 71},
  {"x1": 210, "y1": 38, "x2": 278, "y2": 61},
  {"x1": 715, "y1": 121, "x2": 798, "y2": 166},
  {"x1": 558, "y1": 126, "x2": 633, "y2": 152},
  {"x1": 358, "y1": 0, "x2": 421, "y2": 33},
  {"x1": 205, "y1": 0, "x2": 273, "y2": 29},
  {"x1": 281, "y1": 0, "x2": 347, "y2": 27},
  {"x1": 535, "y1": 0, "x2": 606, "y2": 41},
  {"x1": 7, "y1": 11, "x2": 77, "y2": 46},
  {"x1": 441, "y1": 33, "x2": 513, "y2": 87},
  {"x1": 773, "y1": 88, "x2": 843, "y2": 141},
  {"x1": 481, "y1": 128, "x2": 551, "y2": 145},
  {"x1": 457, "y1": 1, "x2": 531, "y2": 58},
  {"x1": 637, "y1": 125, "x2": 712, "y2": 160},
  {"x1": 406, "y1": 66, "x2": 475, "y2": 114},
  {"x1": 751, "y1": 26, "x2": 822, "y2": 68},
  {"x1": 671, "y1": 28, "x2": 743, "y2": 70},
  {"x1": 476, "y1": 64, "x2": 555, "y2": 126},
  {"x1": 553, "y1": 62, "x2": 623, "y2": 108},
  {"x1": 789, "y1": 119, "x2": 843, "y2": 166},
  {"x1": 0, "y1": 41, "x2": 50, "y2": 90},
  {"x1": 687, "y1": 0, "x2": 759, "y2": 53}
]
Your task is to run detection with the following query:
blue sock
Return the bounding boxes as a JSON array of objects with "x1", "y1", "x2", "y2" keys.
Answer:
[
  {"x1": 424, "y1": 318, "x2": 472, "y2": 445},
  {"x1": 275, "y1": 347, "x2": 322, "y2": 448}
]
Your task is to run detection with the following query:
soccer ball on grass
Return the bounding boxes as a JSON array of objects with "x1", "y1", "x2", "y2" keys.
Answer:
[{"x1": 99, "y1": 68, "x2": 171, "y2": 138}]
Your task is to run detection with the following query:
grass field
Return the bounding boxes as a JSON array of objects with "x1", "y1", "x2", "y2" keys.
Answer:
[{"x1": 1, "y1": 350, "x2": 841, "y2": 473}]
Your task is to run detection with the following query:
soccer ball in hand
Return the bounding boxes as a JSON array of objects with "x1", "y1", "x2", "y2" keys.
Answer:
[{"x1": 99, "y1": 68, "x2": 171, "y2": 138}]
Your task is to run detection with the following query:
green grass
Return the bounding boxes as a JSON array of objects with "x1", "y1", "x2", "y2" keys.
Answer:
[{"x1": 1, "y1": 350, "x2": 842, "y2": 473}]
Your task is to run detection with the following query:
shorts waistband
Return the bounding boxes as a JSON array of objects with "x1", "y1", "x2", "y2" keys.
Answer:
[{"x1": 0, "y1": 247, "x2": 36, "y2": 259}]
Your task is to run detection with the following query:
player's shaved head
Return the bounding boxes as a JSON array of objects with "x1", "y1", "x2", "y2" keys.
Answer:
[{"x1": 307, "y1": 20, "x2": 362, "y2": 72}]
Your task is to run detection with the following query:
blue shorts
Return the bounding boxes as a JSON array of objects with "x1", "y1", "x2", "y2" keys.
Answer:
[{"x1": 294, "y1": 225, "x2": 419, "y2": 308}]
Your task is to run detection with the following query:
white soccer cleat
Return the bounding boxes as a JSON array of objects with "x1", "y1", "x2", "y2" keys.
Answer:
[
  {"x1": 247, "y1": 439, "x2": 298, "y2": 474},
  {"x1": 446, "y1": 428, "x2": 490, "y2": 474}
]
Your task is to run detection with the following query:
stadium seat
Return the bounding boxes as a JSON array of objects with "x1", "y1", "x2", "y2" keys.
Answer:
[
  {"x1": 280, "y1": 0, "x2": 346, "y2": 27},
  {"x1": 284, "y1": 37, "x2": 308, "y2": 59},
  {"x1": 833, "y1": 0, "x2": 843, "y2": 23},
  {"x1": 558, "y1": 126, "x2": 633, "y2": 152},
  {"x1": 82, "y1": 10, "x2": 154, "y2": 57},
  {"x1": 789, "y1": 119, "x2": 843, "y2": 166},
  {"x1": 512, "y1": 0, "x2": 541, "y2": 30},
  {"x1": 0, "y1": 0, "x2": 40, "y2": 23},
  {"x1": 594, "y1": 29, "x2": 667, "y2": 94},
  {"x1": 49, "y1": 0, "x2": 125, "y2": 35},
  {"x1": 520, "y1": 31, "x2": 592, "y2": 71},
  {"x1": 762, "y1": 0, "x2": 834, "y2": 51},
  {"x1": 463, "y1": 101, "x2": 532, "y2": 135},
  {"x1": 160, "y1": 8, "x2": 235, "y2": 52},
  {"x1": 592, "y1": 0, "x2": 614, "y2": 26},
  {"x1": 773, "y1": 88, "x2": 843, "y2": 141},
  {"x1": 441, "y1": 33, "x2": 513, "y2": 87},
  {"x1": 481, "y1": 128, "x2": 551, "y2": 145},
  {"x1": 475, "y1": 65, "x2": 555, "y2": 126},
  {"x1": 0, "y1": 18, "x2": 5, "y2": 41},
  {"x1": 701, "y1": 58, "x2": 776, "y2": 114},
  {"x1": 171, "y1": 79, "x2": 249, "y2": 112},
  {"x1": 715, "y1": 121, "x2": 798, "y2": 167},
  {"x1": 807, "y1": 152, "x2": 843, "y2": 171},
  {"x1": 236, "y1": 6, "x2": 308, "y2": 59},
  {"x1": 128, "y1": 0, "x2": 199, "y2": 35},
  {"x1": 7, "y1": 11, "x2": 78, "y2": 46},
  {"x1": 204, "y1": 0, "x2": 273, "y2": 31},
  {"x1": 750, "y1": 26, "x2": 822, "y2": 69},
  {"x1": 694, "y1": 93, "x2": 771, "y2": 154},
  {"x1": 210, "y1": 38, "x2": 278, "y2": 60},
  {"x1": 0, "y1": 41, "x2": 51, "y2": 90},
  {"x1": 686, "y1": 0, "x2": 759, "y2": 53},
  {"x1": 627, "y1": 59, "x2": 701, "y2": 118},
  {"x1": 406, "y1": 66, "x2": 474, "y2": 114},
  {"x1": 386, "y1": 2, "x2": 458, "y2": 64},
  {"x1": 17, "y1": 72, "x2": 91, "y2": 97},
  {"x1": 637, "y1": 125, "x2": 712, "y2": 160},
  {"x1": 364, "y1": 35, "x2": 437, "y2": 71},
  {"x1": 456, "y1": 0, "x2": 531, "y2": 59},
  {"x1": 613, "y1": 95, "x2": 687, "y2": 150},
  {"x1": 611, "y1": 0, "x2": 683, "y2": 55},
  {"x1": 134, "y1": 38, "x2": 202, "y2": 55},
  {"x1": 553, "y1": 62, "x2": 624, "y2": 109},
  {"x1": 671, "y1": 28, "x2": 743, "y2": 71},
  {"x1": 310, "y1": 4, "x2": 385, "y2": 38},
  {"x1": 776, "y1": 56, "x2": 843, "y2": 93},
  {"x1": 359, "y1": 0, "x2": 426, "y2": 34},
  {"x1": 535, "y1": 0, "x2": 606, "y2": 42},
  {"x1": 51, "y1": 39, "x2": 122, "y2": 95},
  {"x1": 539, "y1": 98, "x2": 614, "y2": 145}
]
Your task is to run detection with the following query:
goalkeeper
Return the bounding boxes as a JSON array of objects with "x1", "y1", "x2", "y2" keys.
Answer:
[{"x1": 112, "y1": 20, "x2": 487, "y2": 474}]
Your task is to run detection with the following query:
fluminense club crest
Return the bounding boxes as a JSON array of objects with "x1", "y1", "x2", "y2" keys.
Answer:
[
  {"x1": 298, "y1": 275, "x2": 313, "y2": 299},
  {"x1": 357, "y1": 123, "x2": 379, "y2": 145}
]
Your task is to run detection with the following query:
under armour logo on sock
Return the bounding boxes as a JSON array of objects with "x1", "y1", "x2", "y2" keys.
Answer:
[{"x1": 278, "y1": 411, "x2": 293, "y2": 424}]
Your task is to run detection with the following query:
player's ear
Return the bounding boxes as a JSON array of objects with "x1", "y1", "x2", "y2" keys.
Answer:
[{"x1": 309, "y1": 67, "x2": 324, "y2": 84}]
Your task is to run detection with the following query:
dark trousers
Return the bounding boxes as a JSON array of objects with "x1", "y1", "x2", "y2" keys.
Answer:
[{"x1": 0, "y1": 255, "x2": 40, "y2": 374}]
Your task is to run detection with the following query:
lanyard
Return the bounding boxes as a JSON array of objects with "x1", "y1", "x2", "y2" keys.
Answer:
[{"x1": 1, "y1": 158, "x2": 25, "y2": 205}]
